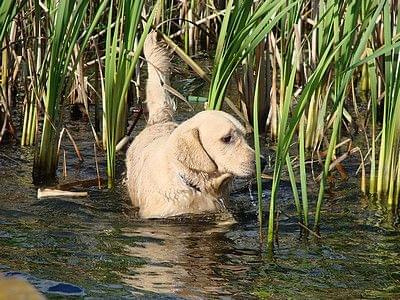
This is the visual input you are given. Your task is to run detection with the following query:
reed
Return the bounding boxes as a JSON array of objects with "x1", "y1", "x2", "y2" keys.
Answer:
[
  {"x1": 20, "y1": 0, "x2": 41, "y2": 146},
  {"x1": 0, "y1": 0, "x2": 23, "y2": 142},
  {"x1": 364, "y1": 47, "x2": 378, "y2": 195},
  {"x1": 169, "y1": 0, "x2": 400, "y2": 249},
  {"x1": 263, "y1": 0, "x2": 400, "y2": 249},
  {"x1": 0, "y1": 1, "x2": 19, "y2": 41},
  {"x1": 102, "y1": 0, "x2": 159, "y2": 187},
  {"x1": 207, "y1": 0, "x2": 297, "y2": 110},
  {"x1": 267, "y1": 33, "x2": 338, "y2": 249},
  {"x1": 253, "y1": 63, "x2": 263, "y2": 227},
  {"x1": 33, "y1": 0, "x2": 106, "y2": 182},
  {"x1": 315, "y1": 0, "x2": 396, "y2": 229},
  {"x1": 373, "y1": 0, "x2": 400, "y2": 205}
]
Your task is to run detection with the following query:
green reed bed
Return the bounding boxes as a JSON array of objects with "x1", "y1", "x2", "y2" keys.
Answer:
[
  {"x1": 33, "y1": 0, "x2": 106, "y2": 182},
  {"x1": 373, "y1": 0, "x2": 400, "y2": 205},
  {"x1": 207, "y1": 0, "x2": 296, "y2": 111},
  {"x1": 206, "y1": 0, "x2": 400, "y2": 251},
  {"x1": 20, "y1": 0, "x2": 48, "y2": 147},
  {"x1": 0, "y1": 0, "x2": 23, "y2": 142}
]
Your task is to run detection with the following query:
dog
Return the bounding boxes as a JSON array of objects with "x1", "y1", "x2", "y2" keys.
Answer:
[{"x1": 126, "y1": 32, "x2": 255, "y2": 218}]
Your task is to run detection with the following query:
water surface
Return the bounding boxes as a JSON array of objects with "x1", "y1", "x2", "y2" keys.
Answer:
[{"x1": 0, "y1": 110, "x2": 399, "y2": 299}]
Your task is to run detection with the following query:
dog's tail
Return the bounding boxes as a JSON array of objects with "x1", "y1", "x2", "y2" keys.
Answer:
[{"x1": 144, "y1": 31, "x2": 175, "y2": 125}]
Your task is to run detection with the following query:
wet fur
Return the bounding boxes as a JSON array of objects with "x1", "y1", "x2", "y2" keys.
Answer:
[{"x1": 126, "y1": 32, "x2": 254, "y2": 218}]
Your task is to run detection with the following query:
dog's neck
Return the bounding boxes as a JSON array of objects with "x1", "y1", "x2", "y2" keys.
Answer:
[
  {"x1": 178, "y1": 172, "x2": 231, "y2": 212},
  {"x1": 179, "y1": 173, "x2": 202, "y2": 192}
]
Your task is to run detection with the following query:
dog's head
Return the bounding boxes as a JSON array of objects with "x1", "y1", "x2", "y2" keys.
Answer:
[{"x1": 169, "y1": 110, "x2": 255, "y2": 178}]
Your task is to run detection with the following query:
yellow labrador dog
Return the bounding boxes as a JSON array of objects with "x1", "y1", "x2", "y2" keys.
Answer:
[{"x1": 126, "y1": 32, "x2": 255, "y2": 218}]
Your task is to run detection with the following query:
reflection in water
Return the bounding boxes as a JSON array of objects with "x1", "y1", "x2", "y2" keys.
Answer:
[{"x1": 120, "y1": 221, "x2": 256, "y2": 297}]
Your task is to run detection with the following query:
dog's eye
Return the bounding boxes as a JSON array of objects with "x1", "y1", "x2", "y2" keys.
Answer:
[{"x1": 221, "y1": 134, "x2": 232, "y2": 144}]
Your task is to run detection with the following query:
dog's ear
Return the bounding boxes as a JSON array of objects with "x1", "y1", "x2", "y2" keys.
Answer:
[{"x1": 173, "y1": 128, "x2": 217, "y2": 173}]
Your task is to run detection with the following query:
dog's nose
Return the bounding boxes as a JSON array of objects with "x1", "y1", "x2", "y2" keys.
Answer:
[{"x1": 260, "y1": 155, "x2": 267, "y2": 172}]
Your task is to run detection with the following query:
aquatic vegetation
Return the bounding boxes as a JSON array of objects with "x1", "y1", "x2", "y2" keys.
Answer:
[
  {"x1": 20, "y1": 0, "x2": 41, "y2": 146},
  {"x1": 102, "y1": 0, "x2": 158, "y2": 187},
  {"x1": 373, "y1": 0, "x2": 400, "y2": 205},
  {"x1": 0, "y1": 0, "x2": 24, "y2": 143},
  {"x1": 207, "y1": 0, "x2": 296, "y2": 111},
  {"x1": 33, "y1": 0, "x2": 106, "y2": 182},
  {"x1": 207, "y1": 0, "x2": 400, "y2": 251}
]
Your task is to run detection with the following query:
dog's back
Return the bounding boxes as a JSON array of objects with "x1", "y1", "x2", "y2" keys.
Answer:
[
  {"x1": 126, "y1": 32, "x2": 176, "y2": 208},
  {"x1": 126, "y1": 122, "x2": 176, "y2": 209}
]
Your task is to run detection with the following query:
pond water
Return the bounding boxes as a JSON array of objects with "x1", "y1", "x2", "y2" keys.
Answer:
[{"x1": 0, "y1": 107, "x2": 399, "y2": 299}]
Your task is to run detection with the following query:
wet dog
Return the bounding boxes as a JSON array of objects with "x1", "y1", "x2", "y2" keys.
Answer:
[{"x1": 126, "y1": 32, "x2": 255, "y2": 218}]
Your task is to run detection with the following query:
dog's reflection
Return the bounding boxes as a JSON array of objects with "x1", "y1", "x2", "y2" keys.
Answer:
[{"x1": 120, "y1": 217, "x2": 253, "y2": 297}]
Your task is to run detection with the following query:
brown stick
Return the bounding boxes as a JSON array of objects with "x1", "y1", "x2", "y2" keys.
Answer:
[
  {"x1": 63, "y1": 149, "x2": 67, "y2": 178},
  {"x1": 64, "y1": 128, "x2": 84, "y2": 162},
  {"x1": 94, "y1": 143, "x2": 101, "y2": 189}
]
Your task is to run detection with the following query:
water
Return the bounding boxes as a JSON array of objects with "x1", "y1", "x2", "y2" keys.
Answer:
[{"x1": 1, "y1": 110, "x2": 400, "y2": 298}]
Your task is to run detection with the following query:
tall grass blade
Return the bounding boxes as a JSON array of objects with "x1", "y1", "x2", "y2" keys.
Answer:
[{"x1": 253, "y1": 63, "x2": 263, "y2": 227}]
